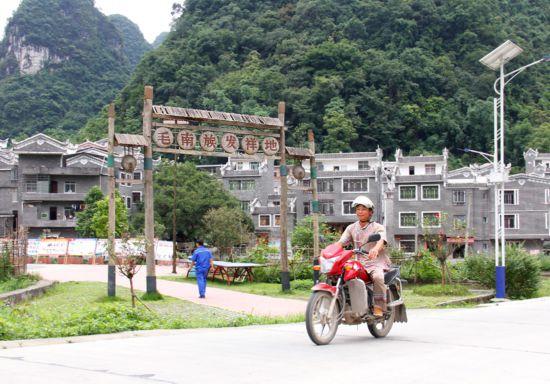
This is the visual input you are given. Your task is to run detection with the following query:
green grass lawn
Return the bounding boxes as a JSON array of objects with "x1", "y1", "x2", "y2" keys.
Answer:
[
  {"x1": 0, "y1": 282, "x2": 302, "y2": 341},
  {"x1": 160, "y1": 275, "x2": 479, "y2": 308},
  {"x1": 0, "y1": 274, "x2": 40, "y2": 294}
]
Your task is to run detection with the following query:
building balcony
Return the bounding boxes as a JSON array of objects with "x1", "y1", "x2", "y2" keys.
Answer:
[
  {"x1": 23, "y1": 218, "x2": 77, "y2": 228},
  {"x1": 223, "y1": 169, "x2": 261, "y2": 177},
  {"x1": 22, "y1": 192, "x2": 87, "y2": 201},
  {"x1": 396, "y1": 174, "x2": 443, "y2": 183},
  {"x1": 22, "y1": 166, "x2": 104, "y2": 176}
]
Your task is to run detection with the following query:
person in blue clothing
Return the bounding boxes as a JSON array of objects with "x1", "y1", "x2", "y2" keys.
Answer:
[{"x1": 190, "y1": 240, "x2": 213, "y2": 298}]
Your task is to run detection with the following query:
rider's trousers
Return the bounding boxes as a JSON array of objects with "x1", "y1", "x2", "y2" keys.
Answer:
[{"x1": 370, "y1": 269, "x2": 387, "y2": 311}]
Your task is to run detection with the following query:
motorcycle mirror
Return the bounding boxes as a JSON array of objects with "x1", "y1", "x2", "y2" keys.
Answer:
[{"x1": 367, "y1": 233, "x2": 381, "y2": 243}]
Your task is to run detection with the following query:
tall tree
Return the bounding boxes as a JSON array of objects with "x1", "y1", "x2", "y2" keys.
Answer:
[{"x1": 202, "y1": 207, "x2": 254, "y2": 260}]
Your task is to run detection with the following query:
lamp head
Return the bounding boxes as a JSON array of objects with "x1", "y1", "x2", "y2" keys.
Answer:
[{"x1": 480, "y1": 40, "x2": 523, "y2": 70}]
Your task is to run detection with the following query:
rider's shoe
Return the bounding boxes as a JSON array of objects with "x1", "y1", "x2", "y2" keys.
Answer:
[{"x1": 373, "y1": 305, "x2": 384, "y2": 317}]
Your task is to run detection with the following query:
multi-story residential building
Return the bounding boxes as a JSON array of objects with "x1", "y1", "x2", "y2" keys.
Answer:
[
  {"x1": 0, "y1": 139, "x2": 18, "y2": 237},
  {"x1": 9, "y1": 133, "x2": 144, "y2": 238}
]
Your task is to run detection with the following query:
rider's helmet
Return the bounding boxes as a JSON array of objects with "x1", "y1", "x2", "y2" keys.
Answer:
[{"x1": 351, "y1": 195, "x2": 374, "y2": 210}]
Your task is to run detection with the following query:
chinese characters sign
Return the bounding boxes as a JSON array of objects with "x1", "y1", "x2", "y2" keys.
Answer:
[{"x1": 153, "y1": 127, "x2": 279, "y2": 157}]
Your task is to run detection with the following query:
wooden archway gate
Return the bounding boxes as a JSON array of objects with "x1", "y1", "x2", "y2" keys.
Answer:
[{"x1": 140, "y1": 86, "x2": 292, "y2": 292}]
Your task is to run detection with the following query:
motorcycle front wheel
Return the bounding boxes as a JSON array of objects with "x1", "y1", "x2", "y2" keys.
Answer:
[
  {"x1": 368, "y1": 289, "x2": 395, "y2": 338},
  {"x1": 305, "y1": 291, "x2": 341, "y2": 345}
]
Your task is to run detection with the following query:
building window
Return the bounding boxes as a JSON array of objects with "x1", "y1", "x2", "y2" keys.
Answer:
[
  {"x1": 273, "y1": 214, "x2": 281, "y2": 227},
  {"x1": 64, "y1": 181, "x2": 76, "y2": 193},
  {"x1": 233, "y1": 162, "x2": 244, "y2": 171},
  {"x1": 133, "y1": 172, "x2": 142, "y2": 180},
  {"x1": 482, "y1": 191, "x2": 488, "y2": 199},
  {"x1": 399, "y1": 212, "x2": 417, "y2": 228},
  {"x1": 422, "y1": 185, "x2": 440, "y2": 200},
  {"x1": 545, "y1": 189, "x2": 550, "y2": 204},
  {"x1": 303, "y1": 202, "x2": 311, "y2": 215},
  {"x1": 399, "y1": 240, "x2": 416, "y2": 254},
  {"x1": 452, "y1": 190, "x2": 465, "y2": 205},
  {"x1": 10, "y1": 167, "x2": 18, "y2": 181},
  {"x1": 333, "y1": 166, "x2": 340, "y2": 171},
  {"x1": 259, "y1": 215, "x2": 271, "y2": 227},
  {"x1": 425, "y1": 164, "x2": 436, "y2": 175},
  {"x1": 229, "y1": 180, "x2": 256, "y2": 191},
  {"x1": 342, "y1": 201, "x2": 354, "y2": 215},
  {"x1": 319, "y1": 200, "x2": 335, "y2": 216},
  {"x1": 12, "y1": 191, "x2": 17, "y2": 203},
  {"x1": 132, "y1": 192, "x2": 142, "y2": 204},
  {"x1": 315, "y1": 162, "x2": 324, "y2": 171},
  {"x1": 250, "y1": 162, "x2": 259, "y2": 171},
  {"x1": 399, "y1": 185, "x2": 416, "y2": 200},
  {"x1": 240, "y1": 201, "x2": 250, "y2": 212},
  {"x1": 126, "y1": 197, "x2": 132, "y2": 209},
  {"x1": 483, "y1": 216, "x2": 488, "y2": 224},
  {"x1": 26, "y1": 181, "x2": 37, "y2": 192},
  {"x1": 503, "y1": 214, "x2": 518, "y2": 229},
  {"x1": 503, "y1": 190, "x2": 518, "y2": 205},
  {"x1": 422, "y1": 212, "x2": 441, "y2": 228},
  {"x1": 482, "y1": 243, "x2": 488, "y2": 251},
  {"x1": 453, "y1": 215, "x2": 466, "y2": 230},
  {"x1": 342, "y1": 178, "x2": 369, "y2": 193},
  {"x1": 409, "y1": 166, "x2": 415, "y2": 175},
  {"x1": 358, "y1": 161, "x2": 370, "y2": 170},
  {"x1": 317, "y1": 179, "x2": 334, "y2": 193},
  {"x1": 545, "y1": 213, "x2": 549, "y2": 229},
  {"x1": 64, "y1": 207, "x2": 76, "y2": 220}
]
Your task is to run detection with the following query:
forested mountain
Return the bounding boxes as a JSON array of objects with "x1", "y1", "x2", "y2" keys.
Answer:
[
  {"x1": 152, "y1": 32, "x2": 169, "y2": 49},
  {"x1": 98, "y1": 0, "x2": 548, "y2": 168},
  {"x1": 0, "y1": 0, "x2": 148, "y2": 139},
  {"x1": 108, "y1": 14, "x2": 152, "y2": 69}
]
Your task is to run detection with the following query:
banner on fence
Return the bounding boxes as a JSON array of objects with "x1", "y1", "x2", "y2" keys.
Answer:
[
  {"x1": 155, "y1": 240, "x2": 173, "y2": 261},
  {"x1": 38, "y1": 238, "x2": 69, "y2": 256},
  {"x1": 67, "y1": 238, "x2": 97, "y2": 257},
  {"x1": 27, "y1": 239, "x2": 40, "y2": 256}
]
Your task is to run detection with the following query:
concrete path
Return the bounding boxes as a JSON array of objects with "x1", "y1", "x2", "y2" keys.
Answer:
[
  {"x1": 27, "y1": 264, "x2": 306, "y2": 317},
  {"x1": 1, "y1": 297, "x2": 549, "y2": 384}
]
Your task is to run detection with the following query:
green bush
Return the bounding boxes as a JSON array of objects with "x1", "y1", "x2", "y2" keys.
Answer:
[
  {"x1": 506, "y1": 245, "x2": 541, "y2": 299},
  {"x1": 0, "y1": 246, "x2": 14, "y2": 280},
  {"x1": 401, "y1": 250, "x2": 441, "y2": 283},
  {"x1": 464, "y1": 246, "x2": 541, "y2": 299},
  {"x1": 448, "y1": 261, "x2": 469, "y2": 283},
  {"x1": 290, "y1": 279, "x2": 313, "y2": 291},
  {"x1": 413, "y1": 284, "x2": 470, "y2": 297},
  {"x1": 241, "y1": 243, "x2": 281, "y2": 283},
  {"x1": 538, "y1": 256, "x2": 550, "y2": 272}
]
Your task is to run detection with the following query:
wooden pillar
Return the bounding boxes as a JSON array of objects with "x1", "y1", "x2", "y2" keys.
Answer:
[
  {"x1": 107, "y1": 103, "x2": 116, "y2": 296},
  {"x1": 308, "y1": 130, "x2": 320, "y2": 283},
  {"x1": 143, "y1": 86, "x2": 157, "y2": 294},
  {"x1": 172, "y1": 156, "x2": 177, "y2": 274},
  {"x1": 278, "y1": 101, "x2": 290, "y2": 291}
]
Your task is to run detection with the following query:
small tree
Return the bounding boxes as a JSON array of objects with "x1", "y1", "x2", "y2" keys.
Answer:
[
  {"x1": 291, "y1": 216, "x2": 339, "y2": 258},
  {"x1": 202, "y1": 206, "x2": 254, "y2": 260},
  {"x1": 92, "y1": 191, "x2": 129, "y2": 238},
  {"x1": 75, "y1": 186, "x2": 104, "y2": 237},
  {"x1": 115, "y1": 237, "x2": 146, "y2": 308}
]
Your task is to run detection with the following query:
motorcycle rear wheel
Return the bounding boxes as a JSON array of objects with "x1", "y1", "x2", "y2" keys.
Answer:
[
  {"x1": 305, "y1": 291, "x2": 340, "y2": 345},
  {"x1": 368, "y1": 290, "x2": 395, "y2": 338}
]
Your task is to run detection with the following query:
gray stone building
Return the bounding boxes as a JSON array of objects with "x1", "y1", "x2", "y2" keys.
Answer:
[{"x1": 7, "y1": 133, "x2": 144, "y2": 238}]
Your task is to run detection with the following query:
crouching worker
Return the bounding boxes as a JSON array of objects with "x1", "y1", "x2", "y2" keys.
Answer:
[
  {"x1": 191, "y1": 240, "x2": 213, "y2": 299},
  {"x1": 338, "y1": 196, "x2": 390, "y2": 317}
]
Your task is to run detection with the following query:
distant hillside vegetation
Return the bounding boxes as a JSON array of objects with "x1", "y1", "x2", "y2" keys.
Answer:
[
  {"x1": 93, "y1": 0, "x2": 548, "y2": 168},
  {"x1": 109, "y1": 14, "x2": 152, "y2": 69}
]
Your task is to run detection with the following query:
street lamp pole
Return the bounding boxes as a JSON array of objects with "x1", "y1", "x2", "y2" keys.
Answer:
[{"x1": 480, "y1": 40, "x2": 549, "y2": 299}]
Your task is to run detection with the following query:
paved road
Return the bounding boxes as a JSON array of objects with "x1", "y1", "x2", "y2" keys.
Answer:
[
  {"x1": 27, "y1": 264, "x2": 306, "y2": 317},
  {"x1": 2, "y1": 297, "x2": 549, "y2": 384}
]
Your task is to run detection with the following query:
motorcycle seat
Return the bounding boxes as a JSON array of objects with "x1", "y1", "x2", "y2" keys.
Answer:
[{"x1": 384, "y1": 268, "x2": 400, "y2": 284}]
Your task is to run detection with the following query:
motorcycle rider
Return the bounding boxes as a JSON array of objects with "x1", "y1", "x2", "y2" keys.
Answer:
[{"x1": 338, "y1": 195, "x2": 390, "y2": 317}]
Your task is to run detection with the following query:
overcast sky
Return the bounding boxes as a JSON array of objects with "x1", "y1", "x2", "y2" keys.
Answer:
[{"x1": 0, "y1": 0, "x2": 175, "y2": 43}]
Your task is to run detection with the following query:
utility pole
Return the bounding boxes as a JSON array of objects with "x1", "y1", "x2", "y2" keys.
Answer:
[
  {"x1": 308, "y1": 130, "x2": 320, "y2": 284},
  {"x1": 143, "y1": 86, "x2": 157, "y2": 294},
  {"x1": 107, "y1": 103, "x2": 116, "y2": 296},
  {"x1": 278, "y1": 101, "x2": 290, "y2": 291}
]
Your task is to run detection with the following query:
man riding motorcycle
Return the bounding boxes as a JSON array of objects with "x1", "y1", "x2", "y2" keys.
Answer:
[{"x1": 338, "y1": 195, "x2": 390, "y2": 317}]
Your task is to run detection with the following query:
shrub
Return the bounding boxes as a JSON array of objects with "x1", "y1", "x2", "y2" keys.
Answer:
[
  {"x1": 241, "y1": 243, "x2": 281, "y2": 283},
  {"x1": 538, "y1": 256, "x2": 550, "y2": 272},
  {"x1": 464, "y1": 246, "x2": 541, "y2": 299},
  {"x1": 413, "y1": 284, "x2": 470, "y2": 297},
  {"x1": 505, "y1": 245, "x2": 541, "y2": 299},
  {"x1": 0, "y1": 246, "x2": 14, "y2": 280},
  {"x1": 401, "y1": 250, "x2": 441, "y2": 283},
  {"x1": 290, "y1": 279, "x2": 313, "y2": 291}
]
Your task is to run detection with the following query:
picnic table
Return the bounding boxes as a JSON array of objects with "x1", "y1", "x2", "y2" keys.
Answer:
[{"x1": 182, "y1": 259, "x2": 263, "y2": 285}]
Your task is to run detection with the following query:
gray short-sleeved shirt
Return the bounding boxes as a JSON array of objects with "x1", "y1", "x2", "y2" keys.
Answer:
[{"x1": 338, "y1": 221, "x2": 390, "y2": 272}]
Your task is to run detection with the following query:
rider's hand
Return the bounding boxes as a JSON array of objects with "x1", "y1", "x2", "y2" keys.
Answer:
[{"x1": 368, "y1": 248, "x2": 379, "y2": 260}]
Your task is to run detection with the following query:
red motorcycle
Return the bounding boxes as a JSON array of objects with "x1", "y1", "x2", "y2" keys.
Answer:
[{"x1": 306, "y1": 234, "x2": 407, "y2": 345}]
